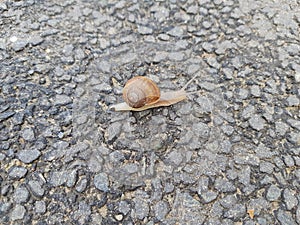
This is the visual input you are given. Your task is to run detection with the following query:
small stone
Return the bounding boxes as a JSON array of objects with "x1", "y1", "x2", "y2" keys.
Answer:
[
  {"x1": 18, "y1": 149, "x2": 41, "y2": 163},
  {"x1": 295, "y1": 73, "x2": 300, "y2": 83},
  {"x1": 115, "y1": 214, "x2": 123, "y2": 221},
  {"x1": 202, "y1": 20, "x2": 212, "y2": 29},
  {"x1": 123, "y1": 163, "x2": 139, "y2": 174},
  {"x1": 167, "y1": 26, "x2": 184, "y2": 37},
  {"x1": 283, "y1": 155, "x2": 295, "y2": 167},
  {"x1": 28, "y1": 180, "x2": 45, "y2": 197},
  {"x1": 166, "y1": 150, "x2": 183, "y2": 166},
  {"x1": 187, "y1": 5, "x2": 199, "y2": 14},
  {"x1": 283, "y1": 188, "x2": 298, "y2": 210},
  {"x1": 195, "y1": 96, "x2": 214, "y2": 113},
  {"x1": 234, "y1": 154, "x2": 260, "y2": 166},
  {"x1": 1, "y1": 184, "x2": 11, "y2": 196},
  {"x1": 97, "y1": 60, "x2": 111, "y2": 74},
  {"x1": 11, "y1": 40, "x2": 28, "y2": 51},
  {"x1": 13, "y1": 186, "x2": 29, "y2": 203},
  {"x1": 29, "y1": 35, "x2": 44, "y2": 46},
  {"x1": 202, "y1": 42, "x2": 214, "y2": 52},
  {"x1": 168, "y1": 52, "x2": 185, "y2": 61},
  {"x1": 8, "y1": 166, "x2": 28, "y2": 179},
  {"x1": 10, "y1": 204, "x2": 26, "y2": 221},
  {"x1": 276, "y1": 209, "x2": 297, "y2": 225},
  {"x1": 286, "y1": 95, "x2": 299, "y2": 106},
  {"x1": 222, "y1": 68, "x2": 233, "y2": 79},
  {"x1": 224, "y1": 203, "x2": 246, "y2": 219},
  {"x1": 62, "y1": 44, "x2": 74, "y2": 56},
  {"x1": 154, "y1": 201, "x2": 169, "y2": 221},
  {"x1": 94, "y1": 173, "x2": 109, "y2": 192},
  {"x1": 0, "y1": 202, "x2": 12, "y2": 215},
  {"x1": 287, "y1": 131, "x2": 300, "y2": 144},
  {"x1": 206, "y1": 57, "x2": 221, "y2": 69},
  {"x1": 250, "y1": 85, "x2": 261, "y2": 97},
  {"x1": 187, "y1": 64, "x2": 200, "y2": 75},
  {"x1": 249, "y1": 114, "x2": 265, "y2": 131},
  {"x1": 34, "y1": 200, "x2": 46, "y2": 214},
  {"x1": 241, "y1": 105, "x2": 255, "y2": 119},
  {"x1": 221, "y1": 124, "x2": 234, "y2": 136},
  {"x1": 119, "y1": 201, "x2": 131, "y2": 215},
  {"x1": 21, "y1": 127, "x2": 35, "y2": 141},
  {"x1": 134, "y1": 198, "x2": 149, "y2": 220},
  {"x1": 215, "y1": 177, "x2": 236, "y2": 193},
  {"x1": 215, "y1": 40, "x2": 236, "y2": 55},
  {"x1": 296, "y1": 207, "x2": 300, "y2": 224},
  {"x1": 175, "y1": 40, "x2": 189, "y2": 50},
  {"x1": 75, "y1": 177, "x2": 88, "y2": 193},
  {"x1": 53, "y1": 94, "x2": 72, "y2": 105},
  {"x1": 259, "y1": 161, "x2": 274, "y2": 174},
  {"x1": 137, "y1": 25, "x2": 153, "y2": 35},
  {"x1": 153, "y1": 51, "x2": 168, "y2": 62},
  {"x1": 200, "y1": 190, "x2": 218, "y2": 203},
  {"x1": 275, "y1": 121, "x2": 289, "y2": 136},
  {"x1": 287, "y1": 119, "x2": 300, "y2": 131},
  {"x1": 0, "y1": 2, "x2": 8, "y2": 10},
  {"x1": 106, "y1": 122, "x2": 122, "y2": 142},
  {"x1": 50, "y1": 171, "x2": 68, "y2": 187},
  {"x1": 93, "y1": 83, "x2": 112, "y2": 93},
  {"x1": 158, "y1": 34, "x2": 170, "y2": 41},
  {"x1": 197, "y1": 176, "x2": 209, "y2": 194},
  {"x1": 0, "y1": 111, "x2": 15, "y2": 122},
  {"x1": 266, "y1": 185, "x2": 281, "y2": 201},
  {"x1": 237, "y1": 88, "x2": 249, "y2": 100}
]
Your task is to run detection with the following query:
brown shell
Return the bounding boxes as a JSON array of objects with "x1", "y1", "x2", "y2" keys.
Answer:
[{"x1": 122, "y1": 76, "x2": 160, "y2": 108}]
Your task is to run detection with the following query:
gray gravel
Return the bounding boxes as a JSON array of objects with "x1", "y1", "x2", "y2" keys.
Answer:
[{"x1": 1, "y1": 0, "x2": 300, "y2": 224}]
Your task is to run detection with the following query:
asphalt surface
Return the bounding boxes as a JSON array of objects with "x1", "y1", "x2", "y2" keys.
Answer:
[{"x1": 0, "y1": 0, "x2": 300, "y2": 224}]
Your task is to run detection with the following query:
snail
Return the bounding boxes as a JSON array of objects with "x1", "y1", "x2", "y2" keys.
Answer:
[{"x1": 109, "y1": 74, "x2": 199, "y2": 111}]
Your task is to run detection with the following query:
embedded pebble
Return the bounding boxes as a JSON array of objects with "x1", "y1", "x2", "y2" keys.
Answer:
[
  {"x1": 295, "y1": 73, "x2": 300, "y2": 83},
  {"x1": 249, "y1": 114, "x2": 265, "y2": 131},
  {"x1": 275, "y1": 121, "x2": 289, "y2": 136},
  {"x1": 276, "y1": 209, "x2": 297, "y2": 225},
  {"x1": 286, "y1": 95, "x2": 299, "y2": 106},
  {"x1": 53, "y1": 94, "x2": 72, "y2": 105},
  {"x1": 250, "y1": 85, "x2": 261, "y2": 97},
  {"x1": 18, "y1": 149, "x2": 41, "y2": 163},
  {"x1": 266, "y1": 185, "x2": 281, "y2": 201},
  {"x1": 21, "y1": 127, "x2": 35, "y2": 141},
  {"x1": 215, "y1": 177, "x2": 236, "y2": 193},
  {"x1": 137, "y1": 25, "x2": 153, "y2": 35},
  {"x1": 10, "y1": 204, "x2": 26, "y2": 221},
  {"x1": 118, "y1": 201, "x2": 131, "y2": 215},
  {"x1": 283, "y1": 188, "x2": 298, "y2": 210},
  {"x1": 28, "y1": 180, "x2": 45, "y2": 197},
  {"x1": 13, "y1": 186, "x2": 30, "y2": 203},
  {"x1": 167, "y1": 26, "x2": 184, "y2": 37},
  {"x1": 34, "y1": 200, "x2": 46, "y2": 214},
  {"x1": 106, "y1": 122, "x2": 122, "y2": 142},
  {"x1": 154, "y1": 200, "x2": 169, "y2": 221},
  {"x1": 259, "y1": 161, "x2": 274, "y2": 174},
  {"x1": 94, "y1": 173, "x2": 109, "y2": 192},
  {"x1": 75, "y1": 177, "x2": 88, "y2": 193},
  {"x1": 0, "y1": 111, "x2": 15, "y2": 122},
  {"x1": 8, "y1": 166, "x2": 28, "y2": 179},
  {"x1": 134, "y1": 198, "x2": 149, "y2": 220},
  {"x1": 200, "y1": 190, "x2": 218, "y2": 203},
  {"x1": 11, "y1": 40, "x2": 28, "y2": 51}
]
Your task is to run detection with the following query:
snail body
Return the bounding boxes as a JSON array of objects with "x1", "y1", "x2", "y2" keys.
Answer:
[{"x1": 110, "y1": 75, "x2": 198, "y2": 111}]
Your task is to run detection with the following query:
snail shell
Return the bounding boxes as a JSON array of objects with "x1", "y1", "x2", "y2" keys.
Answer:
[
  {"x1": 109, "y1": 74, "x2": 199, "y2": 111},
  {"x1": 122, "y1": 76, "x2": 160, "y2": 108}
]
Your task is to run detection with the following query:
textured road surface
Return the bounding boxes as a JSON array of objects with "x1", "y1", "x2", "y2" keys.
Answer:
[{"x1": 0, "y1": 0, "x2": 300, "y2": 224}]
